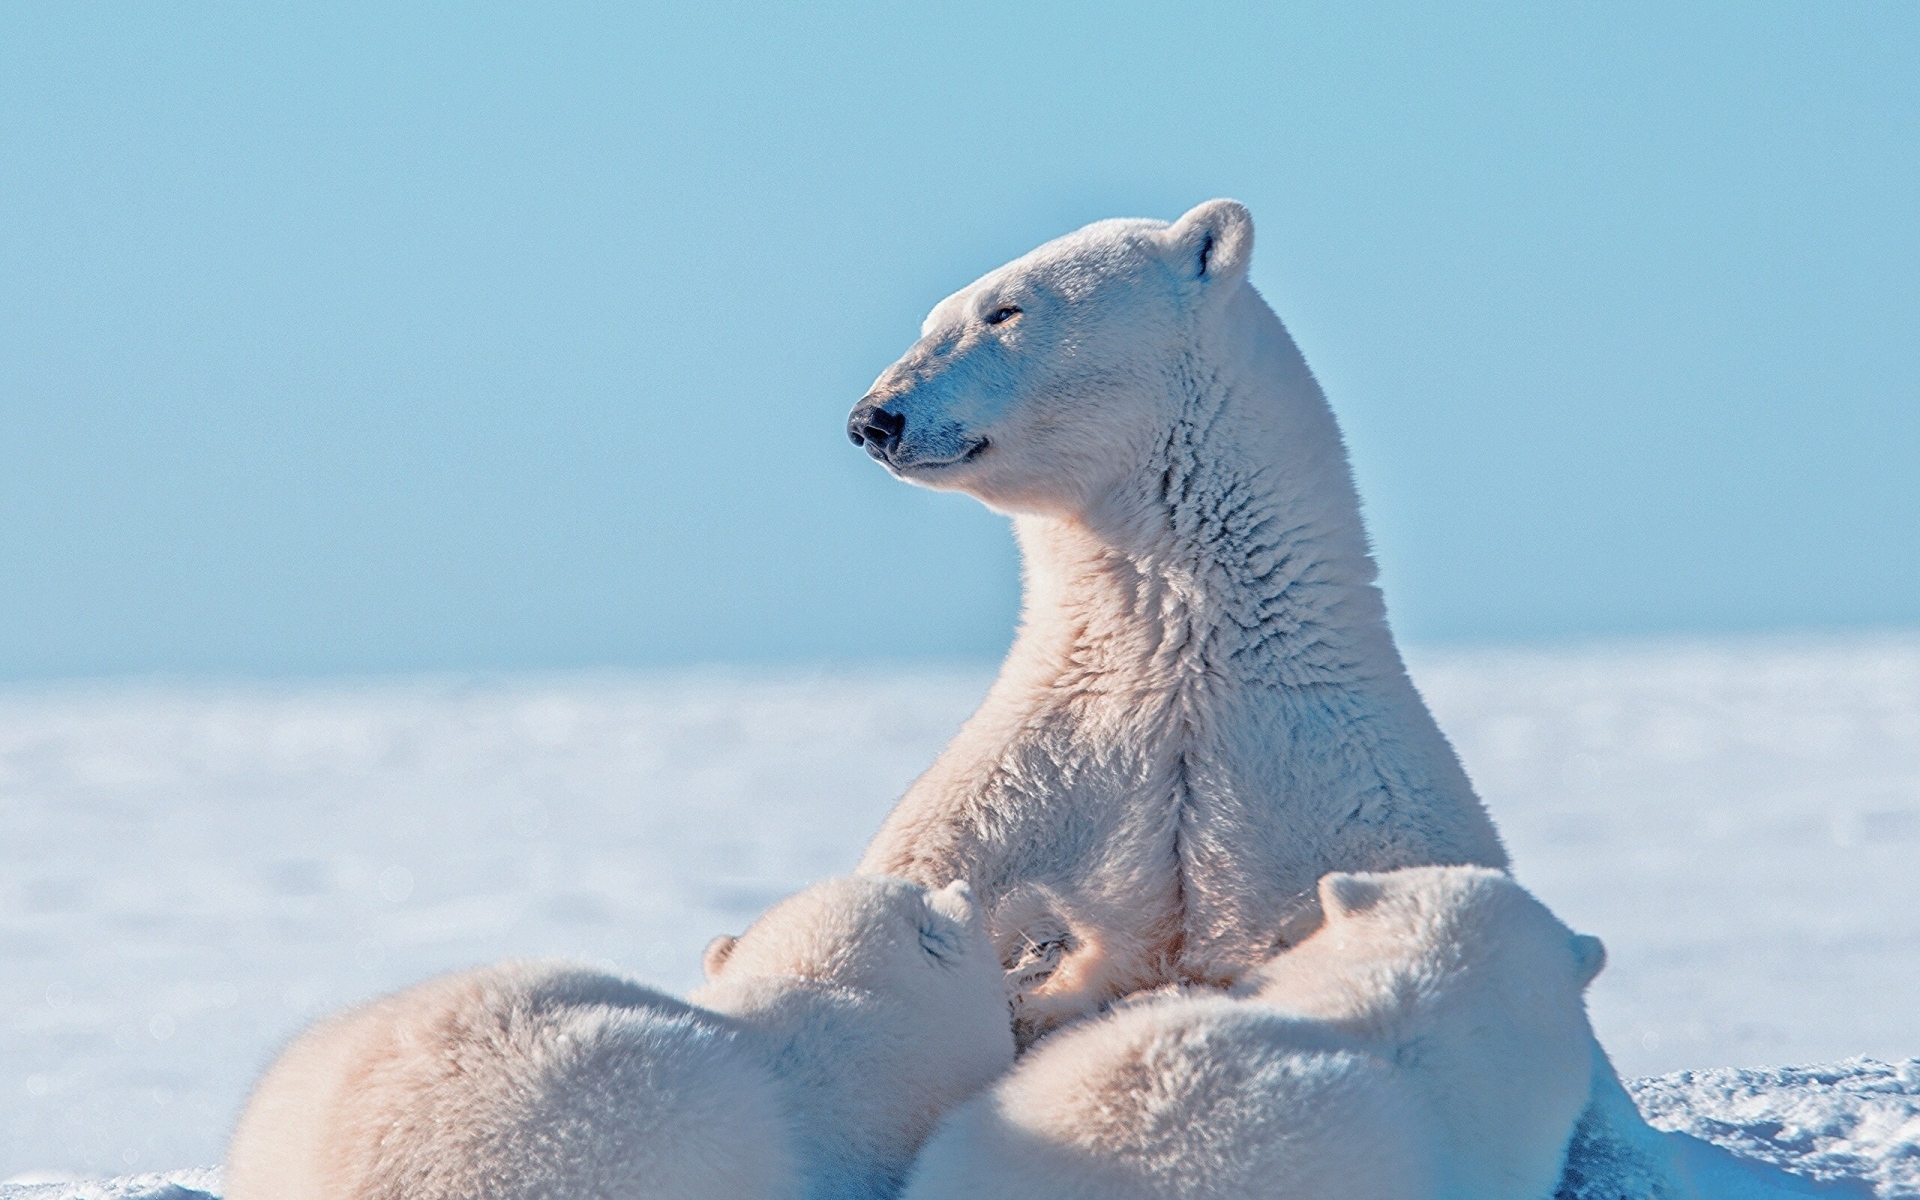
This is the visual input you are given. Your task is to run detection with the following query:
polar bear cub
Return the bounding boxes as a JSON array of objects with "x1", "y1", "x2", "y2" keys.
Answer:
[
  {"x1": 226, "y1": 876, "x2": 1014, "y2": 1200},
  {"x1": 902, "y1": 866, "x2": 1605, "y2": 1200}
]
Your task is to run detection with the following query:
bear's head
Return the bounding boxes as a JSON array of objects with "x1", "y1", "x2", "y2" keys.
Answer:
[{"x1": 848, "y1": 199, "x2": 1255, "y2": 517}]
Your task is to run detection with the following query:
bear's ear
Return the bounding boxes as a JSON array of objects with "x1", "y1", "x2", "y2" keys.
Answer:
[
  {"x1": 1571, "y1": 934, "x2": 1607, "y2": 987},
  {"x1": 918, "y1": 882, "x2": 976, "y2": 966},
  {"x1": 1165, "y1": 199, "x2": 1254, "y2": 289},
  {"x1": 701, "y1": 934, "x2": 739, "y2": 980},
  {"x1": 1318, "y1": 872, "x2": 1387, "y2": 919}
]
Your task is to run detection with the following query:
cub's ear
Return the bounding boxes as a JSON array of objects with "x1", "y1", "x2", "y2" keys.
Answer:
[
  {"x1": 1165, "y1": 199, "x2": 1254, "y2": 289},
  {"x1": 1571, "y1": 934, "x2": 1607, "y2": 987},
  {"x1": 927, "y1": 880, "x2": 978, "y2": 925},
  {"x1": 1318, "y1": 872, "x2": 1387, "y2": 919},
  {"x1": 702, "y1": 934, "x2": 739, "y2": 980},
  {"x1": 918, "y1": 882, "x2": 976, "y2": 966}
]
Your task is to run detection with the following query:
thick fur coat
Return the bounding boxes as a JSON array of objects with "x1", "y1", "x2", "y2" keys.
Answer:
[
  {"x1": 224, "y1": 877, "x2": 1013, "y2": 1200},
  {"x1": 849, "y1": 199, "x2": 1506, "y2": 1032},
  {"x1": 849, "y1": 201, "x2": 1694, "y2": 1197},
  {"x1": 902, "y1": 867, "x2": 1606, "y2": 1200}
]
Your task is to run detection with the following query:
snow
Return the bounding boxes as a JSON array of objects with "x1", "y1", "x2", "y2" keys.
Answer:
[
  {"x1": 1636, "y1": 1058, "x2": 1920, "y2": 1197},
  {"x1": 0, "y1": 1171, "x2": 219, "y2": 1200},
  {"x1": 2, "y1": 633, "x2": 1917, "y2": 1193},
  {"x1": 1417, "y1": 634, "x2": 1920, "y2": 1077}
]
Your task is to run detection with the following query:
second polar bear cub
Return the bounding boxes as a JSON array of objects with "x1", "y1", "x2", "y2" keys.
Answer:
[
  {"x1": 225, "y1": 877, "x2": 1013, "y2": 1200},
  {"x1": 903, "y1": 867, "x2": 1605, "y2": 1200}
]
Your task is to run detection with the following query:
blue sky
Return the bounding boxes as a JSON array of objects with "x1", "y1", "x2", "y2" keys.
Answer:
[{"x1": 3, "y1": 3, "x2": 1915, "y2": 678}]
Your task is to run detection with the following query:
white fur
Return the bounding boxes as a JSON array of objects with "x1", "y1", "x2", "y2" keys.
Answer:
[
  {"x1": 852, "y1": 199, "x2": 1506, "y2": 1034},
  {"x1": 852, "y1": 202, "x2": 1695, "y2": 1197},
  {"x1": 225, "y1": 877, "x2": 1014, "y2": 1200},
  {"x1": 902, "y1": 867, "x2": 1604, "y2": 1200}
]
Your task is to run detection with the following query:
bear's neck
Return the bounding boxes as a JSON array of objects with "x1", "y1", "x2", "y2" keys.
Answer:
[{"x1": 1008, "y1": 283, "x2": 1404, "y2": 695}]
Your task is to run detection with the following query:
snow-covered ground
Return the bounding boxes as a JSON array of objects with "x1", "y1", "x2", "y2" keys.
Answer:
[{"x1": 2, "y1": 633, "x2": 1917, "y2": 1192}]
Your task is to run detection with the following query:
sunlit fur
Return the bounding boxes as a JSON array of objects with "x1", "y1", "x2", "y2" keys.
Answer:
[
  {"x1": 854, "y1": 201, "x2": 1693, "y2": 1198},
  {"x1": 903, "y1": 867, "x2": 1604, "y2": 1200},
  {"x1": 225, "y1": 877, "x2": 1012, "y2": 1200},
  {"x1": 856, "y1": 200, "x2": 1507, "y2": 1035}
]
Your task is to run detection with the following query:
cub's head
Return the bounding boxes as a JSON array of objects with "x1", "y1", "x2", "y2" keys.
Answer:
[
  {"x1": 847, "y1": 199, "x2": 1254, "y2": 517},
  {"x1": 697, "y1": 876, "x2": 1016, "y2": 1105},
  {"x1": 1265, "y1": 868, "x2": 1605, "y2": 1198},
  {"x1": 699, "y1": 876, "x2": 1004, "y2": 1009},
  {"x1": 1253, "y1": 866, "x2": 1606, "y2": 1032}
]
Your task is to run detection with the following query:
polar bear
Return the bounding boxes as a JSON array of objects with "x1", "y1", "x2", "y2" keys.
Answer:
[
  {"x1": 847, "y1": 198, "x2": 1507, "y2": 1034},
  {"x1": 901, "y1": 867, "x2": 1605, "y2": 1200},
  {"x1": 847, "y1": 201, "x2": 1692, "y2": 1197},
  {"x1": 225, "y1": 877, "x2": 1014, "y2": 1200}
]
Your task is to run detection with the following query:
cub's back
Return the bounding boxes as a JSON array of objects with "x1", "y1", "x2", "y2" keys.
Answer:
[
  {"x1": 226, "y1": 963, "x2": 799, "y2": 1200},
  {"x1": 904, "y1": 997, "x2": 1436, "y2": 1200}
]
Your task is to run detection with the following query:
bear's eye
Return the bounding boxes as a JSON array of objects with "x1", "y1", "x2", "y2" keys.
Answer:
[{"x1": 985, "y1": 305, "x2": 1022, "y2": 326}]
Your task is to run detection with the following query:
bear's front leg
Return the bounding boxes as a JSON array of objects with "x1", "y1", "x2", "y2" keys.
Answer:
[{"x1": 1556, "y1": 1038, "x2": 1698, "y2": 1200}]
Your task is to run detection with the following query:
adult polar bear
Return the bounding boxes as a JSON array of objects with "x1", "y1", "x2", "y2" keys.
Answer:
[
  {"x1": 847, "y1": 200, "x2": 1691, "y2": 1198},
  {"x1": 848, "y1": 199, "x2": 1502, "y2": 1019}
]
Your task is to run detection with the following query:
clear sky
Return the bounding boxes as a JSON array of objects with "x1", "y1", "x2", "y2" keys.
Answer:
[{"x1": 3, "y1": 3, "x2": 1916, "y2": 679}]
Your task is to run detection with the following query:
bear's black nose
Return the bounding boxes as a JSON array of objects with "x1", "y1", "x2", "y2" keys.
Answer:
[{"x1": 847, "y1": 403, "x2": 906, "y2": 456}]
